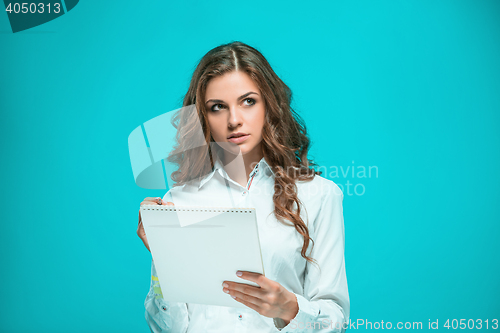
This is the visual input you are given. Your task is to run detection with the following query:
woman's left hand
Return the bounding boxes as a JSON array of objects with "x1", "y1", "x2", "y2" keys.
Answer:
[{"x1": 222, "y1": 271, "x2": 299, "y2": 323}]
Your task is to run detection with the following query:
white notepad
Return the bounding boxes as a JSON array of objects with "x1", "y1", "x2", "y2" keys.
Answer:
[{"x1": 140, "y1": 205, "x2": 265, "y2": 308}]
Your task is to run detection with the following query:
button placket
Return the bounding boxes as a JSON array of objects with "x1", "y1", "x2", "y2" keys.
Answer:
[{"x1": 246, "y1": 164, "x2": 259, "y2": 191}]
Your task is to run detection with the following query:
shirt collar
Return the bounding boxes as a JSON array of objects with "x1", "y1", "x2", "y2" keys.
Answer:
[{"x1": 198, "y1": 155, "x2": 274, "y2": 190}]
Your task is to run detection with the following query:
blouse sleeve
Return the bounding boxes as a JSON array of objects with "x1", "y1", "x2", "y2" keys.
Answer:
[
  {"x1": 274, "y1": 181, "x2": 350, "y2": 332},
  {"x1": 144, "y1": 259, "x2": 190, "y2": 332}
]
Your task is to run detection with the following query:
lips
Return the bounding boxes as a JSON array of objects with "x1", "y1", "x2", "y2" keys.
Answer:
[
  {"x1": 227, "y1": 133, "x2": 250, "y2": 144},
  {"x1": 227, "y1": 132, "x2": 249, "y2": 139}
]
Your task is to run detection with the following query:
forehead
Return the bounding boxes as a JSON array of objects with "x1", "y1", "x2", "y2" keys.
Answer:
[{"x1": 205, "y1": 71, "x2": 259, "y2": 99}]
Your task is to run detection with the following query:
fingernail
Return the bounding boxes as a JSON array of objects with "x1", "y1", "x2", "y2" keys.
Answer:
[
  {"x1": 231, "y1": 295, "x2": 236, "y2": 299},
  {"x1": 236, "y1": 271, "x2": 242, "y2": 277},
  {"x1": 222, "y1": 283, "x2": 228, "y2": 288}
]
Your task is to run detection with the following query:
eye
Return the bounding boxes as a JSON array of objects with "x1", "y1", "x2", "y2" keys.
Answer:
[
  {"x1": 243, "y1": 98, "x2": 256, "y2": 106},
  {"x1": 210, "y1": 103, "x2": 225, "y2": 112}
]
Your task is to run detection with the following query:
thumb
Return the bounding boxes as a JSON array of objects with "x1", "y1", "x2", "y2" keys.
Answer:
[{"x1": 157, "y1": 198, "x2": 174, "y2": 206}]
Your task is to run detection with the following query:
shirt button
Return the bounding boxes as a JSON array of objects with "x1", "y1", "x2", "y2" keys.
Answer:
[
  {"x1": 161, "y1": 306, "x2": 167, "y2": 311},
  {"x1": 238, "y1": 314, "x2": 243, "y2": 320},
  {"x1": 242, "y1": 191, "x2": 247, "y2": 196}
]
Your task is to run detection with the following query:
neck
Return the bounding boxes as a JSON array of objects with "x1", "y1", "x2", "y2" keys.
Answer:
[{"x1": 221, "y1": 145, "x2": 264, "y2": 188}]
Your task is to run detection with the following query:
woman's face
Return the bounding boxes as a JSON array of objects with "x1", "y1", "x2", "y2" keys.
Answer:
[{"x1": 205, "y1": 70, "x2": 266, "y2": 157}]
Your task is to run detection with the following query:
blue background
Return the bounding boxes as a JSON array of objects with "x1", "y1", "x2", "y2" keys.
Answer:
[{"x1": 1, "y1": 0, "x2": 499, "y2": 331}]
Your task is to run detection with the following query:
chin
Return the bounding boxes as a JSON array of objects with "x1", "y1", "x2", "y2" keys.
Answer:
[
  {"x1": 217, "y1": 141, "x2": 255, "y2": 156},
  {"x1": 239, "y1": 144, "x2": 260, "y2": 156}
]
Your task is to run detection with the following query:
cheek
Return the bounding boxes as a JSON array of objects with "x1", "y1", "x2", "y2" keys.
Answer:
[
  {"x1": 208, "y1": 118, "x2": 223, "y2": 140},
  {"x1": 256, "y1": 108, "x2": 266, "y2": 132}
]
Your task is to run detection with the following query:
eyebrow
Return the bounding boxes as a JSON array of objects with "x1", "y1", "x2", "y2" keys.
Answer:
[{"x1": 205, "y1": 91, "x2": 259, "y2": 104}]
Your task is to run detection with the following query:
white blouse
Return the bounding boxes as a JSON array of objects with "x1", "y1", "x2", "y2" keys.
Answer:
[{"x1": 144, "y1": 156, "x2": 349, "y2": 332}]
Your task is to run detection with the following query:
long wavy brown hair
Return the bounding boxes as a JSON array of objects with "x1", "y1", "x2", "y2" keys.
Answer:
[{"x1": 167, "y1": 41, "x2": 323, "y2": 268}]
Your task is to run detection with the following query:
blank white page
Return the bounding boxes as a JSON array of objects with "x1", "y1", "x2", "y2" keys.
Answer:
[{"x1": 140, "y1": 205, "x2": 265, "y2": 308}]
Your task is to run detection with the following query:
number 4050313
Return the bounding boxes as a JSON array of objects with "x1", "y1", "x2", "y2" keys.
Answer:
[{"x1": 5, "y1": 2, "x2": 62, "y2": 14}]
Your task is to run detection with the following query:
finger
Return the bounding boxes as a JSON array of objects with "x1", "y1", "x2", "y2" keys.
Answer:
[
  {"x1": 141, "y1": 197, "x2": 163, "y2": 205},
  {"x1": 136, "y1": 209, "x2": 150, "y2": 252},
  {"x1": 140, "y1": 201, "x2": 159, "y2": 206},
  {"x1": 225, "y1": 288, "x2": 265, "y2": 308},
  {"x1": 137, "y1": 220, "x2": 144, "y2": 233},
  {"x1": 141, "y1": 198, "x2": 174, "y2": 206},
  {"x1": 230, "y1": 293, "x2": 262, "y2": 312},
  {"x1": 137, "y1": 213, "x2": 145, "y2": 233},
  {"x1": 234, "y1": 271, "x2": 268, "y2": 288},
  {"x1": 136, "y1": 223, "x2": 150, "y2": 252},
  {"x1": 142, "y1": 238, "x2": 150, "y2": 252},
  {"x1": 223, "y1": 281, "x2": 265, "y2": 299},
  {"x1": 157, "y1": 198, "x2": 175, "y2": 206},
  {"x1": 141, "y1": 198, "x2": 161, "y2": 204},
  {"x1": 152, "y1": 197, "x2": 173, "y2": 205}
]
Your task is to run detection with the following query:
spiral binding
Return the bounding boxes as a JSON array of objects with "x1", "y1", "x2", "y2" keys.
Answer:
[{"x1": 140, "y1": 204, "x2": 254, "y2": 214}]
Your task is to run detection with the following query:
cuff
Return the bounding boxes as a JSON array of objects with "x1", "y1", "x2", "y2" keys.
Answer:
[
  {"x1": 274, "y1": 293, "x2": 321, "y2": 332},
  {"x1": 154, "y1": 297, "x2": 171, "y2": 315}
]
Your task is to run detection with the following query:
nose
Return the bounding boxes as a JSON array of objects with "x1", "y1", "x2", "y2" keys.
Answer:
[{"x1": 227, "y1": 106, "x2": 243, "y2": 129}]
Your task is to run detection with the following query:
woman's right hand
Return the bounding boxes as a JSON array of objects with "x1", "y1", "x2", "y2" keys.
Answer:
[{"x1": 137, "y1": 197, "x2": 174, "y2": 252}]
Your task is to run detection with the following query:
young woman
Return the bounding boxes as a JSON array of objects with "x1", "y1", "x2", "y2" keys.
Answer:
[{"x1": 137, "y1": 41, "x2": 349, "y2": 332}]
